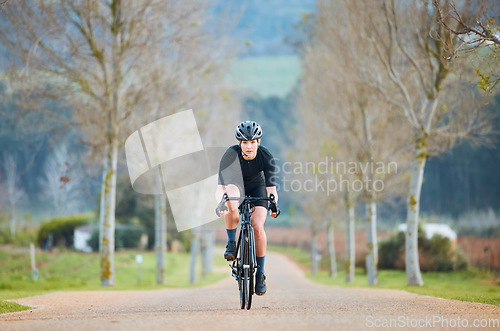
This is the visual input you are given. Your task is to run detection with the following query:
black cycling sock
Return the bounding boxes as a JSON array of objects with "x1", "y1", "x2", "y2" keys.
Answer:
[
  {"x1": 257, "y1": 256, "x2": 265, "y2": 274},
  {"x1": 226, "y1": 228, "x2": 237, "y2": 243}
]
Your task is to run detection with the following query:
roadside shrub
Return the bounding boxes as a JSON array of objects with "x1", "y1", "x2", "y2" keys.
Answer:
[
  {"x1": 0, "y1": 229, "x2": 13, "y2": 245},
  {"x1": 7, "y1": 227, "x2": 38, "y2": 246},
  {"x1": 378, "y1": 231, "x2": 405, "y2": 270},
  {"x1": 37, "y1": 214, "x2": 92, "y2": 249},
  {"x1": 168, "y1": 229, "x2": 193, "y2": 253},
  {"x1": 379, "y1": 226, "x2": 468, "y2": 271},
  {"x1": 87, "y1": 224, "x2": 146, "y2": 251}
]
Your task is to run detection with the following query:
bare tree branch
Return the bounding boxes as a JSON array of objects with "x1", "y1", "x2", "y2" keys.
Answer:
[
  {"x1": 434, "y1": 0, "x2": 500, "y2": 46},
  {"x1": 0, "y1": 0, "x2": 8, "y2": 12}
]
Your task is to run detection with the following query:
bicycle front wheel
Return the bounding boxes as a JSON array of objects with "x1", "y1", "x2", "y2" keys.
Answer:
[{"x1": 239, "y1": 228, "x2": 252, "y2": 310}]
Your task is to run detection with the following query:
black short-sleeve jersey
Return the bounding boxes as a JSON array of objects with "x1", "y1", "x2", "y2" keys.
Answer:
[{"x1": 218, "y1": 144, "x2": 277, "y2": 189}]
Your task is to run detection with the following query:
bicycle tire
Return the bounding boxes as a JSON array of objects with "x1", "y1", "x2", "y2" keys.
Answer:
[
  {"x1": 247, "y1": 229, "x2": 255, "y2": 310},
  {"x1": 239, "y1": 228, "x2": 247, "y2": 310},
  {"x1": 245, "y1": 232, "x2": 253, "y2": 310},
  {"x1": 242, "y1": 228, "x2": 253, "y2": 310},
  {"x1": 239, "y1": 267, "x2": 245, "y2": 309}
]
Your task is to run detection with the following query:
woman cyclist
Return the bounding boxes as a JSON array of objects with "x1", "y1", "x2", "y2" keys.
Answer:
[{"x1": 216, "y1": 120, "x2": 279, "y2": 296}]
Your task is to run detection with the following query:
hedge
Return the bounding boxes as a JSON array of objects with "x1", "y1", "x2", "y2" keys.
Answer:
[{"x1": 37, "y1": 214, "x2": 92, "y2": 249}]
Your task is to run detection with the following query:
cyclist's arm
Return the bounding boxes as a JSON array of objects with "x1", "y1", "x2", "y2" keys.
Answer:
[
  {"x1": 266, "y1": 186, "x2": 278, "y2": 202},
  {"x1": 216, "y1": 185, "x2": 226, "y2": 203},
  {"x1": 216, "y1": 184, "x2": 239, "y2": 215}
]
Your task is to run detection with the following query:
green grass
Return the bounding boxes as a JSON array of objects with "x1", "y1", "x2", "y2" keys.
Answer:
[
  {"x1": 0, "y1": 248, "x2": 228, "y2": 314},
  {"x1": 0, "y1": 300, "x2": 33, "y2": 314},
  {"x1": 227, "y1": 55, "x2": 301, "y2": 98},
  {"x1": 269, "y1": 246, "x2": 500, "y2": 306}
]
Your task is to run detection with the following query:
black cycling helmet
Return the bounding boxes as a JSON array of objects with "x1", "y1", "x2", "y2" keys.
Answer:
[{"x1": 235, "y1": 121, "x2": 263, "y2": 141}]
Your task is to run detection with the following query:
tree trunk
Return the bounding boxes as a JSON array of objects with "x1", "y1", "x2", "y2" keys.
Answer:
[
  {"x1": 201, "y1": 226, "x2": 214, "y2": 278},
  {"x1": 327, "y1": 222, "x2": 337, "y2": 278},
  {"x1": 99, "y1": 143, "x2": 118, "y2": 286},
  {"x1": 9, "y1": 210, "x2": 16, "y2": 237},
  {"x1": 405, "y1": 131, "x2": 427, "y2": 286},
  {"x1": 345, "y1": 195, "x2": 355, "y2": 283},
  {"x1": 155, "y1": 194, "x2": 167, "y2": 285},
  {"x1": 310, "y1": 230, "x2": 319, "y2": 275},
  {"x1": 189, "y1": 227, "x2": 200, "y2": 284},
  {"x1": 365, "y1": 201, "x2": 378, "y2": 285}
]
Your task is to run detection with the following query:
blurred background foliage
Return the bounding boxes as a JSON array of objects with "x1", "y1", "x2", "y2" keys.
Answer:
[{"x1": 0, "y1": 0, "x2": 498, "y2": 263}]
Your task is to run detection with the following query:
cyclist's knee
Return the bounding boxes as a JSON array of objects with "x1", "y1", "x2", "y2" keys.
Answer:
[
  {"x1": 252, "y1": 207, "x2": 267, "y2": 227},
  {"x1": 254, "y1": 224, "x2": 265, "y2": 235},
  {"x1": 226, "y1": 184, "x2": 241, "y2": 197},
  {"x1": 252, "y1": 218, "x2": 266, "y2": 234},
  {"x1": 227, "y1": 200, "x2": 239, "y2": 213}
]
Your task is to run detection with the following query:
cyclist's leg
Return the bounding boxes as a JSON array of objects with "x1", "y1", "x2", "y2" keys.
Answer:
[
  {"x1": 247, "y1": 183, "x2": 268, "y2": 270},
  {"x1": 251, "y1": 206, "x2": 268, "y2": 258},
  {"x1": 224, "y1": 184, "x2": 240, "y2": 260},
  {"x1": 224, "y1": 184, "x2": 240, "y2": 230},
  {"x1": 252, "y1": 206, "x2": 268, "y2": 295}
]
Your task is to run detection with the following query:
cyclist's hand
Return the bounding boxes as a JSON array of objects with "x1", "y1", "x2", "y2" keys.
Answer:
[
  {"x1": 269, "y1": 208, "x2": 280, "y2": 218},
  {"x1": 216, "y1": 193, "x2": 229, "y2": 217},
  {"x1": 216, "y1": 204, "x2": 229, "y2": 217},
  {"x1": 268, "y1": 193, "x2": 280, "y2": 218}
]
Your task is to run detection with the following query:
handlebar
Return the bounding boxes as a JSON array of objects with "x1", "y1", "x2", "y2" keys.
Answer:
[{"x1": 216, "y1": 193, "x2": 280, "y2": 218}]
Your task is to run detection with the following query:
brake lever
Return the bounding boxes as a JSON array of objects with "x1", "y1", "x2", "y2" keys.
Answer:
[
  {"x1": 268, "y1": 193, "x2": 280, "y2": 218},
  {"x1": 216, "y1": 193, "x2": 229, "y2": 217}
]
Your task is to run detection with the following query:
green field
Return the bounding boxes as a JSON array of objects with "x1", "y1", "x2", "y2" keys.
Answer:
[
  {"x1": 270, "y1": 246, "x2": 500, "y2": 306},
  {"x1": 0, "y1": 248, "x2": 228, "y2": 314},
  {"x1": 227, "y1": 55, "x2": 301, "y2": 98}
]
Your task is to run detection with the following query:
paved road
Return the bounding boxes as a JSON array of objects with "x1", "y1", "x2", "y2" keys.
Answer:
[{"x1": 2, "y1": 252, "x2": 499, "y2": 330}]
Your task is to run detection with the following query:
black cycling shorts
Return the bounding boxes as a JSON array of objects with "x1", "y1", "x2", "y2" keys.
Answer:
[
  {"x1": 226, "y1": 182, "x2": 268, "y2": 209},
  {"x1": 243, "y1": 183, "x2": 268, "y2": 208}
]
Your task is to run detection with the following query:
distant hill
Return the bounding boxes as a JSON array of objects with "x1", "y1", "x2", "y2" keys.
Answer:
[{"x1": 223, "y1": 0, "x2": 316, "y2": 56}]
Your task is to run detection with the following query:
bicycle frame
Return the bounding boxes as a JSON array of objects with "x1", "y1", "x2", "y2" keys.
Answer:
[
  {"x1": 217, "y1": 193, "x2": 278, "y2": 310},
  {"x1": 232, "y1": 197, "x2": 258, "y2": 281},
  {"x1": 227, "y1": 196, "x2": 271, "y2": 310}
]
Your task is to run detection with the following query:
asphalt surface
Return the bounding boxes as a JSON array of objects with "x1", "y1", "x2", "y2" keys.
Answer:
[{"x1": 1, "y1": 252, "x2": 499, "y2": 330}]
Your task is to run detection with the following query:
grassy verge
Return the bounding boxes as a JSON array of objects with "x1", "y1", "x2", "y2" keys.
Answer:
[
  {"x1": 269, "y1": 246, "x2": 500, "y2": 306},
  {"x1": 0, "y1": 301, "x2": 34, "y2": 315},
  {"x1": 0, "y1": 248, "x2": 228, "y2": 314}
]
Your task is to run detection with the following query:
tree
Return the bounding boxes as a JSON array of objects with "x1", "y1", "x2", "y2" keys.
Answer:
[
  {"x1": 333, "y1": 0, "x2": 492, "y2": 285},
  {"x1": 297, "y1": 42, "x2": 361, "y2": 283},
  {"x1": 434, "y1": 0, "x2": 500, "y2": 46},
  {"x1": 1, "y1": 154, "x2": 25, "y2": 236},
  {"x1": 153, "y1": 195, "x2": 166, "y2": 284},
  {"x1": 1, "y1": 0, "x2": 234, "y2": 286},
  {"x1": 433, "y1": 0, "x2": 500, "y2": 92},
  {"x1": 298, "y1": 2, "x2": 412, "y2": 285}
]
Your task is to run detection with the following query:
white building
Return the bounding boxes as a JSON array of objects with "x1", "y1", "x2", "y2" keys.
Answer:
[
  {"x1": 398, "y1": 223, "x2": 457, "y2": 242},
  {"x1": 74, "y1": 225, "x2": 93, "y2": 253}
]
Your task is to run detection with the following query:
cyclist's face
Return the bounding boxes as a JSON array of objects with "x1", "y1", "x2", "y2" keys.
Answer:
[{"x1": 240, "y1": 139, "x2": 259, "y2": 159}]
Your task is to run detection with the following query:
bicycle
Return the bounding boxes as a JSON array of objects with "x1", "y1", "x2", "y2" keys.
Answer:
[{"x1": 216, "y1": 193, "x2": 280, "y2": 310}]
